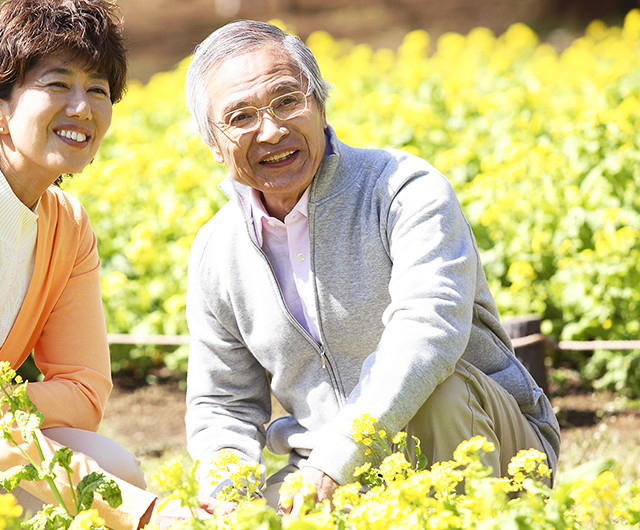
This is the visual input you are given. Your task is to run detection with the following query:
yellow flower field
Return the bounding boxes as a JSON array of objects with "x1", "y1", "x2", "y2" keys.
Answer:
[{"x1": 66, "y1": 12, "x2": 640, "y2": 392}]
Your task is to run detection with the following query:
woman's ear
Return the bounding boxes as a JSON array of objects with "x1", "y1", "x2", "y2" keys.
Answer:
[{"x1": 0, "y1": 100, "x2": 9, "y2": 135}]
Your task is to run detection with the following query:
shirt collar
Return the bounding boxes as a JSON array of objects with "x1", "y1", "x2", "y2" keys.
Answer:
[
  {"x1": 249, "y1": 187, "x2": 310, "y2": 247},
  {"x1": 0, "y1": 170, "x2": 39, "y2": 247}
]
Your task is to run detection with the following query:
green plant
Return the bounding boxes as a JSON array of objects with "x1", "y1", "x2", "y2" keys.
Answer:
[{"x1": 0, "y1": 362, "x2": 122, "y2": 529}]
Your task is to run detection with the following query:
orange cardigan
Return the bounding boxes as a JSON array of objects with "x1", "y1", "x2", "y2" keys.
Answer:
[{"x1": 1, "y1": 186, "x2": 156, "y2": 529}]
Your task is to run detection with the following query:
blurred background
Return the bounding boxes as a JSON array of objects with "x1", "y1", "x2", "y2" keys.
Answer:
[{"x1": 119, "y1": 0, "x2": 638, "y2": 81}]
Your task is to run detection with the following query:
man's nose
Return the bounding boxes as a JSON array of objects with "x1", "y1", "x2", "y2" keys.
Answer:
[{"x1": 255, "y1": 110, "x2": 287, "y2": 143}]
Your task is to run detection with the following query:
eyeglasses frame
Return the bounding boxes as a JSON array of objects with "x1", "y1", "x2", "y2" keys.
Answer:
[{"x1": 211, "y1": 90, "x2": 313, "y2": 141}]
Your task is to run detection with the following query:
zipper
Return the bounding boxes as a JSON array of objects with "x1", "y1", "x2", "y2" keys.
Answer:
[
  {"x1": 248, "y1": 234, "x2": 344, "y2": 401},
  {"x1": 236, "y1": 186, "x2": 346, "y2": 405}
]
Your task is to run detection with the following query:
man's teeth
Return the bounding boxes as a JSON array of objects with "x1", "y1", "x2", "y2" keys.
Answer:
[
  {"x1": 262, "y1": 151, "x2": 294, "y2": 163},
  {"x1": 57, "y1": 130, "x2": 87, "y2": 142}
]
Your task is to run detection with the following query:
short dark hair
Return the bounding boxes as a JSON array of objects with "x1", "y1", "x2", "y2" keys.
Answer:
[{"x1": 0, "y1": 0, "x2": 127, "y2": 103}]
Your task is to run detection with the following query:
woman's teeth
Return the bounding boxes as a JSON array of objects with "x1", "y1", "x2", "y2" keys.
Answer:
[{"x1": 57, "y1": 130, "x2": 87, "y2": 142}]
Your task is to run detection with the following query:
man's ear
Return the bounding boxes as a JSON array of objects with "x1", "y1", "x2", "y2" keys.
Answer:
[{"x1": 209, "y1": 143, "x2": 224, "y2": 164}]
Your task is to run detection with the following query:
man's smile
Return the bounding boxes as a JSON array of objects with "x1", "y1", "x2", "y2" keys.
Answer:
[{"x1": 260, "y1": 150, "x2": 297, "y2": 164}]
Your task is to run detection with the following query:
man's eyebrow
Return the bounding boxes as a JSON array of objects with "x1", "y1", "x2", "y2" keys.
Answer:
[{"x1": 272, "y1": 81, "x2": 303, "y2": 93}]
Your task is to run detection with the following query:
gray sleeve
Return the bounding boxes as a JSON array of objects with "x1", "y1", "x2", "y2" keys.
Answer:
[{"x1": 306, "y1": 167, "x2": 479, "y2": 484}]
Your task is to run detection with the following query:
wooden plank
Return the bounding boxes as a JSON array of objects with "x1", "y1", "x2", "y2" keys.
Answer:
[
  {"x1": 107, "y1": 334, "x2": 189, "y2": 346},
  {"x1": 557, "y1": 340, "x2": 640, "y2": 351}
]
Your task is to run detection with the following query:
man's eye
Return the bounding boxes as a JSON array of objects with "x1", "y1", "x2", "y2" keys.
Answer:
[
  {"x1": 277, "y1": 95, "x2": 300, "y2": 108},
  {"x1": 229, "y1": 110, "x2": 254, "y2": 127}
]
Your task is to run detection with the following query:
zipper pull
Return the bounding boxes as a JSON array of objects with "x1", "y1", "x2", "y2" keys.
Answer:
[{"x1": 320, "y1": 346, "x2": 326, "y2": 368}]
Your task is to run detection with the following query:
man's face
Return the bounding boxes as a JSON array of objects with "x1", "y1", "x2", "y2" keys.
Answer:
[{"x1": 206, "y1": 44, "x2": 327, "y2": 218}]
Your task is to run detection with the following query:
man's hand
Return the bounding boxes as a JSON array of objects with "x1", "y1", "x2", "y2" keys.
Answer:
[
  {"x1": 152, "y1": 497, "x2": 236, "y2": 530},
  {"x1": 277, "y1": 466, "x2": 339, "y2": 516}
]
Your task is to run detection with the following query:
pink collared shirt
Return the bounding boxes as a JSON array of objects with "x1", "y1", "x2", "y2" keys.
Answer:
[{"x1": 249, "y1": 188, "x2": 321, "y2": 343}]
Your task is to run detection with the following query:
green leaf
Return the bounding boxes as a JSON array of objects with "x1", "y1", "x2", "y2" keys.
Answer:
[
  {"x1": 14, "y1": 409, "x2": 43, "y2": 442},
  {"x1": 51, "y1": 447, "x2": 74, "y2": 474},
  {"x1": 0, "y1": 464, "x2": 39, "y2": 491},
  {"x1": 21, "y1": 505, "x2": 73, "y2": 530},
  {"x1": 11, "y1": 385, "x2": 38, "y2": 414},
  {"x1": 411, "y1": 435, "x2": 429, "y2": 471},
  {"x1": 76, "y1": 471, "x2": 123, "y2": 511}
]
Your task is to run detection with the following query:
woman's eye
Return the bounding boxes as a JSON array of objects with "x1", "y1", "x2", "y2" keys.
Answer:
[{"x1": 90, "y1": 86, "x2": 110, "y2": 96}]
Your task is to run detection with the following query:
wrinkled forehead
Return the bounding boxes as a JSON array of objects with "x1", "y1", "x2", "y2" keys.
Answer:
[{"x1": 205, "y1": 45, "x2": 306, "y2": 113}]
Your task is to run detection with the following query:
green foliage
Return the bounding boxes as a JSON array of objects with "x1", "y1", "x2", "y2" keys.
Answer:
[
  {"x1": 65, "y1": 13, "x2": 640, "y2": 392},
  {"x1": 0, "y1": 363, "x2": 121, "y2": 529}
]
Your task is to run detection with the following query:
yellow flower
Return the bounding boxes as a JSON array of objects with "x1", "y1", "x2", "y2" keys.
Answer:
[
  {"x1": 453, "y1": 436, "x2": 495, "y2": 465},
  {"x1": 278, "y1": 471, "x2": 316, "y2": 510},
  {"x1": 332, "y1": 482, "x2": 362, "y2": 510},
  {"x1": 379, "y1": 452, "x2": 412, "y2": 483},
  {"x1": 392, "y1": 431, "x2": 408, "y2": 445},
  {"x1": 351, "y1": 413, "x2": 377, "y2": 444},
  {"x1": 208, "y1": 448, "x2": 241, "y2": 485},
  {"x1": 507, "y1": 448, "x2": 552, "y2": 483},
  {"x1": 507, "y1": 261, "x2": 537, "y2": 293},
  {"x1": 428, "y1": 461, "x2": 464, "y2": 496},
  {"x1": 152, "y1": 457, "x2": 184, "y2": 492},
  {"x1": 427, "y1": 509, "x2": 463, "y2": 529},
  {"x1": 354, "y1": 462, "x2": 372, "y2": 478},
  {"x1": 0, "y1": 493, "x2": 22, "y2": 525},
  {"x1": 69, "y1": 510, "x2": 106, "y2": 530}
]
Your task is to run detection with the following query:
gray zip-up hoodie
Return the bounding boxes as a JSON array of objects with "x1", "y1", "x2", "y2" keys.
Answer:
[{"x1": 185, "y1": 126, "x2": 561, "y2": 493}]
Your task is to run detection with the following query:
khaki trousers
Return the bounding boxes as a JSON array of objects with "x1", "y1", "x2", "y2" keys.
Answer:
[
  {"x1": 6, "y1": 427, "x2": 146, "y2": 517},
  {"x1": 264, "y1": 359, "x2": 548, "y2": 507}
]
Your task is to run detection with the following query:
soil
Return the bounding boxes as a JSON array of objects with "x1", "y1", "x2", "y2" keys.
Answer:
[{"x1": 102, "y1": 369, "x2": 640, "y2": 466}]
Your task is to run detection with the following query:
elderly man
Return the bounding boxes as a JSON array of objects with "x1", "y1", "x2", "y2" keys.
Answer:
[{"x1": 183, "y1": 20, "x2": 560, "y2": 513}]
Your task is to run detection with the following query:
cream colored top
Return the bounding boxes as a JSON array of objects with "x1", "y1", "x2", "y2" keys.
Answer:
[{"x1": 0, "y1": 170, "x2": 37, "y2": 346}]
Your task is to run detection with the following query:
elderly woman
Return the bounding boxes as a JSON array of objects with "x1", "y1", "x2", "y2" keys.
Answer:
[{"x1": 0, "y1": 0, "x2": 158, "y2": 527}]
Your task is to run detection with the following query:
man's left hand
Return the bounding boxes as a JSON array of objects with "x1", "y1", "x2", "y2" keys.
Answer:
[{"x1": 277, "y1": 465, "x2": 339, "y2": 516}]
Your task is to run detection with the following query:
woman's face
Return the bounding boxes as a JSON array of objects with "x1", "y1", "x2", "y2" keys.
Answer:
[{"x1": 0, "y1": 54, "x2": 112, "y2": 202}]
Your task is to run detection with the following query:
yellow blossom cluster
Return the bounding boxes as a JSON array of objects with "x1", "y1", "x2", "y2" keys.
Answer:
[
  {"x1": 350, "y1": 413, "x2": 377, "y2": 446},
  {"x1": 207, "y1": 449, "x2": 263, "y2": 503},
  {"x1": 141, "y1": 413, "x2": 640, "y2": 528},
  {"x1": 0, "y1": 494, "x2": 22, "y2": 530}
]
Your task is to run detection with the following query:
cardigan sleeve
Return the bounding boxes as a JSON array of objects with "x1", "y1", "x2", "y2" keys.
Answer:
[{"x1": 27, "y1": 194, "x2": 111, "y2": 431}]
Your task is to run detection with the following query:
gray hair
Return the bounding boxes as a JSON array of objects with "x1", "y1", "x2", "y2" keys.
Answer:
[{"x1": 185, "y1": 20, "x2": 332, "y2": 147}]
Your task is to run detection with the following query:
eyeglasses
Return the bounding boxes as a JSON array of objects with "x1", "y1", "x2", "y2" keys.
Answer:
[{"x1": 214, "y1": 91, "x2": 311, "y2": 138}]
